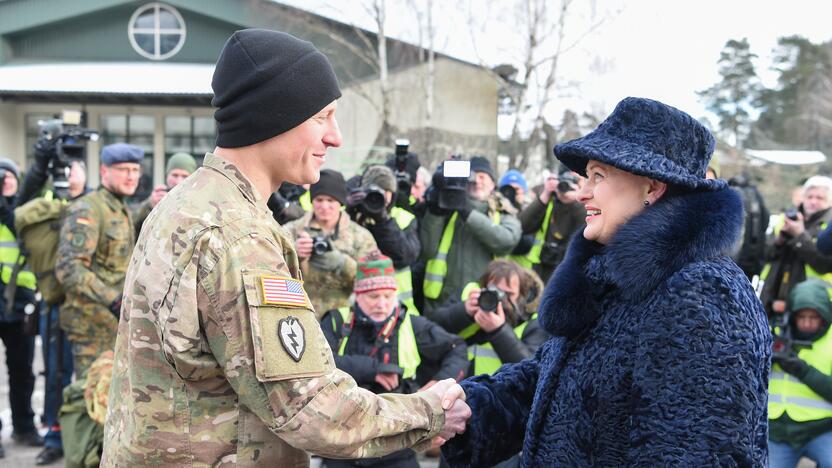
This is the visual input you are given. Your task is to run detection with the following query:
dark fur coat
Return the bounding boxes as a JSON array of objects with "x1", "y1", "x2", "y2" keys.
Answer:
[{"x1": 442, "y1": 186, "x2": 771, "y2": 467}]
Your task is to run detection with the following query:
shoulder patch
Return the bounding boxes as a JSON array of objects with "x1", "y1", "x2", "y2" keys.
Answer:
[
  {"x1": 261, "y1": 275, "x2": 309, "y2": 308},
  {"x1": 278, "y1": 316, "x2": 305, "y2": 362}
]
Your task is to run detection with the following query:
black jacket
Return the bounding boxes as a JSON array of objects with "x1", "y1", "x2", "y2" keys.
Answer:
[
  {"x1": 366, "y1": 215, "x2": 420, "y2": 270},
  {"x1": 430, "y1": 299, "x2": 549, "y2": 365},
  {"x1": 321, "y1": 304, "x2": 468, "y2": 394},
  {"x1": 517, "y1": 195, "x2": 584, "y2": 282}
]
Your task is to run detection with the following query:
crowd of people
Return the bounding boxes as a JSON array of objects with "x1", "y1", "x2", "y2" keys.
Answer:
[{"x1": 0, "y1": 27, "x2": 828, "y2": 468}]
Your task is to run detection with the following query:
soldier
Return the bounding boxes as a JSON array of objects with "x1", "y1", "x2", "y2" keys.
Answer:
[
  {"x1": 285, "y1": 169, "x2": 379, "y2": 316},
  {"x1": 102, "y1": 29, "x2": 469, "y2": 466},
  {"x1": 55, "y1": 143, "x2": 141, "y2": 379}
]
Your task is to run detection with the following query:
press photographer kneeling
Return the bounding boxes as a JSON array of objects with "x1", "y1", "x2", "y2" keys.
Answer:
[
  {"x1": 769, "y1": 278, "x2": 832, "y2": 467},
  {"x1": 347, "y1": 165, "x2": 421, "y2": 314},
  {"x1": 430, "y1": 259, "x2": 548, "y2": 376}
]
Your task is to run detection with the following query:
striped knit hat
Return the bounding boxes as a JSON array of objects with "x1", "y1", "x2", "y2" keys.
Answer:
[{"x1": 354, "y1": 251, "x2": 398, "y2": 293}]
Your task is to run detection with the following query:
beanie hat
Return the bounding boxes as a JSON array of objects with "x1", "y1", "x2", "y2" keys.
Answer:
[
  {"x1": 555, "y1": 97, "x2": 724, "y2": 191},
  {"x1": 498, "y1": 169, "x2": 528, "y2": 192},
  {"x1": 101, "y1": 143, "x2": 144, "y2": 166},
  {"x1": 470, "y1": 156, "x2": 495, "y2": 181},
  {"x1": 310, "y1": 169, "x2": 347, "y2": 205},
  {"x1": 211, "y1": 29, "x2": 342, "y2": 148},
  {"x1": 354, "y1": 252, "x2": 398, "y2": 293},
  {"x1": 0, "y1": 157, "x2": 20, "y2": 180},
  {"x1": 361, "y1": 165, "x2": 396, "y2": 193},
  {"x1": 166, "y1": 152, "x2": 197, "y2": 175}
]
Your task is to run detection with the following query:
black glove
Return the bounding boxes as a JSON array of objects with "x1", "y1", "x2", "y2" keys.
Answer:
[
  {"x1": 109, "y1": 294, "x2": 123, "y2": 317},
  {"x1": 773, "y1": 353, "x2": 809, "y2": 378},
  {"x1": 425, "y1": 185, "x2": 445, "y2": 216},
  {"x1": 33, "y1": 137, "x2": 57, "y2": 171},
  {"x1": 457, "y1": 197, "x2": 474, "y2": 221}
]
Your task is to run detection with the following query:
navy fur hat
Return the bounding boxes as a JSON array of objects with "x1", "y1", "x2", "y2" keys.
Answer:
[
  {"x1": 101, "y1": 143, "x2": 144, "y2": 166},
  {"x1": 554, "y1": 97, "x2": 725, "y2": 191}
]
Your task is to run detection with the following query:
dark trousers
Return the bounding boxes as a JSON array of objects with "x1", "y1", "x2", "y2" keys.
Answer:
[
  {"x1": 40, "y1": 303, "x2": 73, "y2": 448},
  {"x1": 0, "y1": 319, "x2": 36, "y2": 435},
  {"x1": 322, "y1": 449, "x2": 419, "y2": 468}
]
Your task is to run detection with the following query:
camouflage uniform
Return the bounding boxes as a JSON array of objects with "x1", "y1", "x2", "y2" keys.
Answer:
[
  {"x1": 102, "y1": 153, "x2": 444, "y2": 467},
  {"x1": 285, "y1": 211, "x2": 378, "y2": 316},
  {"x1": 56, "y1": 187, "x2": 135, "y2": 378}
]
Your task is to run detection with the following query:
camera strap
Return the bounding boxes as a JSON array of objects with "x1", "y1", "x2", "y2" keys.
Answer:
[{"x1": 338, "y1": 305, "x2": 402, "y2": 361}]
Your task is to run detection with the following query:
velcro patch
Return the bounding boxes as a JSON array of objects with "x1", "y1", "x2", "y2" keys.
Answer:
[{"x1": 260, "y1": 275, "x2": 309, "y2": 308}]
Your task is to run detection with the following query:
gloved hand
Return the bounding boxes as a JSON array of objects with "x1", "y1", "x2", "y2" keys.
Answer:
[
  {"x1": 109, "y1": 294, "x2": 123, "y2": 317},
  {"x1": 33, "y1": 137, "x2": 58, "y2": 170},
  {"x1": 425, "y1": 185, "x2": 445, "y2": 216},
  {"x1": 309, "y1": 249, "x2": 346, "y2": 272},
  {"x1": 773, "y1": 353, "x2": 809, "y2": 378},
  {"x1": 457, "y1": 197, "x2": 474, "y2": 221}
]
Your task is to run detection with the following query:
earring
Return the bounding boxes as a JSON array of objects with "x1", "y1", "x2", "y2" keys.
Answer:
[{"x1": 643, "y1": 200, "x2": 650, "y2": 206}]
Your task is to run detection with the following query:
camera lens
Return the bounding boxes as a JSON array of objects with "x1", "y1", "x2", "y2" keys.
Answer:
[
  {"x1": 363, "y1": 190, "x2": 386, "y2": 214},
  {"x1": 478, "y1": 290, "x2": 499, "y2": 312},
  {"x1": 312, "y1": 237, "x2": 330, "y2": 256}
]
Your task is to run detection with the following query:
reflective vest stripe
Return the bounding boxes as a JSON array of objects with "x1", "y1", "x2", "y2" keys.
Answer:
[
  {"x1": 769, "y1": 327, "x2": 832, "y2": 421},
  {"x1": 0, "y1": 225, "x2": 36, "y2": 290},
  {"x1": 391, "y1": 207, "x2": 418, "y2": 314},
  {"x1": 299, "y1": 191, "x2": 312, "y2": 211},
  {"x1": 424, "y1": 212, "x2": 459, "y2": 299},
  {"x1": 526, "y1": 200, "x2": 554, "y2": 265},
  {"x1": 335, "y1": 307, "x2": 421, "y2": 380},
  {"x1": 468, "y1": 313, "x2": 538, "y2": 376}
]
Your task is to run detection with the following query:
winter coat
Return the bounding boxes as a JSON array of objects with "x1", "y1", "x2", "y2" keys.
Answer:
[
  {"x1": 443, "y1": 187, "x2": 771, "y2": 467},
  {"x1": 419, "y1": 193, "x2": 521, "y2": 315}
]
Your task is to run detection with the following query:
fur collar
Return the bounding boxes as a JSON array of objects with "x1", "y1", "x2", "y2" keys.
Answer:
[{"x1": 540, "y1": 186, "x2": 743, "y2": 338}]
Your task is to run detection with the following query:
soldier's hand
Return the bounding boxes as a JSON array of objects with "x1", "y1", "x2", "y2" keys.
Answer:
[
  {"x1": 309, "y1": 249, "x2": 346, "y2": 272},
  {"x1": 296, "y1": 231, "x2": 313, "y2": 259},
  {"x1": 424, "y1": 379, "x2": 470, "y2": 446},
  {"x1": 149, "y1": 184, "x2": 168, "y2": 208},
  {"x1": 464, "y1": 289, "x2": 481, "y2": 317},
  {"x1": 374, "y1": 372, "x2": 399, "y2": 391},
  {"x1": 418, "y1": 380, "x2": 437, "y2": 392}
]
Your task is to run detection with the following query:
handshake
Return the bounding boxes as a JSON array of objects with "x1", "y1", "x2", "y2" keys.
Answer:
[{"x1": 420, "y1": 378, "x2": 472, "y2": 448}]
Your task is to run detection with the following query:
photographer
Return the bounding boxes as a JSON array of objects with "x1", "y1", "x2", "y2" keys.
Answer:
[
  {"x1": 134, "y1": 152, "x2": 197, "y2": 234},
  {"x1": 0, "y1": 158, "x2": 42, "y2": 457},
  {"x1": 429, "y1": 259, "x2": 548, "y2": 376},
  {"x1": 285, "y1": 169, "x2": 378, "y2": 316},
  {"x1": 384, "y1": 140, "x2": 423, "y2": 216},
  {"x1": 420, "y1": 156, "x2": 522, "y2": 315},
  {"x1": 319, "y1": 252, "x2": 467, "y2": 468},
  {"x1": 267, "y1": 182, "x2": 309, "y2": 225},
  {"x1": 515, "y1": 171, "x2": 585, "y2": 283},
  {"x1": 769, "y1": 279, "x2": 832, "y2": 467},
  {"x1": 761, "y1": 176, "x2": 832, "y2": 314},
  {"x1": 497, "y1": 169, "x2": 529, "y2": 210},
  {"x1": 347, "y1": 165, "x2": 421, "y2": 314}
]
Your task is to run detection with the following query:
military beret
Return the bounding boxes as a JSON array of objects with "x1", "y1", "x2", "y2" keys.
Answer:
[
  {"x1": 101, "y1": 143, "x2": 144, "y2": 166},
  {"x1": 0, "y1": 157, "x2": 20, "y2": 180}
]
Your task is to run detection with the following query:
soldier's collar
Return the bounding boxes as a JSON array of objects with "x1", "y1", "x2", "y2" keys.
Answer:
[
  {"x1": 203, "y1": 153, "x2": 262, "y2": 206},
  {"x1": 99, "y1": 187, "x2": 126, "y2": 211}
]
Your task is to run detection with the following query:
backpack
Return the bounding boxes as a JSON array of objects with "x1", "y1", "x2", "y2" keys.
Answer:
[
  {"x1": 14, "y1": 197, "x2": 67, "y2": 305},
  {"x1": 729, "y1": 179, "x2": 769, "y2": 278}
]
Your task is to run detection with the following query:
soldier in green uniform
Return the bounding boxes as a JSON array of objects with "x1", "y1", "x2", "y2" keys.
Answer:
[
  {"x1": 284, "y1": 169, "x2": 379, "y2": 316},
  {"x1": 56, "y1": 143, "x2": 141, "y2": 379},
  {"x1": 102, "y1": 29, "x2": 469, "y2": 467}
]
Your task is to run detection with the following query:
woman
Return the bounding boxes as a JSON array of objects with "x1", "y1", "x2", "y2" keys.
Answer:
[{"x1": 442, "y1": 97, "x2": 771, "y2": 466}]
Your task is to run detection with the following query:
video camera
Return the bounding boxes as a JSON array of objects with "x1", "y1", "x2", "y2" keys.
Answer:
[
  {"x1": 347, "y1": 184, "x2": 387, "y2": 219},
  {"x1": 393, "y1": 139, "x2": 412, "y2": 194},
  {"x1": 438, "y1": 157, "x2": 471, "y2": 211},
  {"x1": 38, "y1": 110, "x2": 98, "y2": 200},
  {"x1": 769, "y1": 303, "x2": 811, "y2": 360},
  {"x1": 478, "y1": 286, "x2": 507, "y2": 313}
]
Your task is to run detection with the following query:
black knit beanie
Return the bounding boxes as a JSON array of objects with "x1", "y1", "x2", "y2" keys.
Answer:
[
  {"x1": 211, "y1": 29, "x2": 342, "y2": 148},
  {"x1": 310, "y1": 169, "x2": 348, "y2": 205},
  {"x1": 470, "y1": 156, "x2": 495, "y2": 181}
]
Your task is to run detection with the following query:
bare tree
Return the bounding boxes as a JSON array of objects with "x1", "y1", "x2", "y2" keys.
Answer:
[{"x1": 465, "y1": 0, "x2": 616, "y2": 171}]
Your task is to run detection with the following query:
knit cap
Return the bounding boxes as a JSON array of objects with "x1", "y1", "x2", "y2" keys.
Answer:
[
  {"x1": 362, "y1": 165, "x2": 396, "y2": 193},
  {"x1": 310, "y1": 169, "x2": 347, "y2": 205},
  {"x1": 470, "y1": 156, "x2": 495, "y2": 181},
  {"x1": 211, "y1": 29, "x2": 341, "y2": 148},
  {"x1": 354, "y1": 252, "x2": 398, "y2": 293},
  {"x1": 166, "y1": 152, "x2": 197, "y2": 175},
  {"x1": 0, "y1": 157, "x2": 20, "y2": 180}
]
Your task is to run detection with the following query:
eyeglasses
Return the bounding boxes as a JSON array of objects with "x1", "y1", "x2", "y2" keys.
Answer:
[{"x1": 107, "y1": 165, "x2": 141, "y2": 176}]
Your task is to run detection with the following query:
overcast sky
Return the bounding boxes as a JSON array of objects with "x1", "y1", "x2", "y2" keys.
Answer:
[{"x1": 280, "y1": 0, "x2": 832, "y2": 127}]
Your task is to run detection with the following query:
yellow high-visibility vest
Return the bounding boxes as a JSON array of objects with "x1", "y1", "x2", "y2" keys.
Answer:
[
  {"x1": 0, "y1": 225, "x2": 36, "y2": 290},
  {"x1": 333, "y1": 307, "x2": 421, "y2": 379},
  {"x1": 769, "y1": 329, "x2": 832, "y2": 421}
]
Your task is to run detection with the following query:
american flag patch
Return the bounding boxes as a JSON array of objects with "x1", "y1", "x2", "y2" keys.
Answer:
[{"x1": 261, "y1": 276, "x2": 308, "y2": 307}]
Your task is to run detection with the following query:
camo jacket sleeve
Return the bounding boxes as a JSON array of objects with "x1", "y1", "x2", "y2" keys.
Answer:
[{"x1": 196, "y1": 227, "x2": 444, "y2": 459}]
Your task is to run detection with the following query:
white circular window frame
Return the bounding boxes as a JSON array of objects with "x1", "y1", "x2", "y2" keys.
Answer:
[{"x1": 128, "y1": 2, "x2": 187, "y2": 61}]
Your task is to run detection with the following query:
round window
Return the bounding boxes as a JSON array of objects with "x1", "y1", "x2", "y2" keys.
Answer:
[{"x1": 128, "y1": 3, "x2": 186, "y2": 60}]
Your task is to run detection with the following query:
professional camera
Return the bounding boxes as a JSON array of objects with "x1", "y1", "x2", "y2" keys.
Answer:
[
  {"x1": 38, "y1": 110, "x2": 98, "y2": 200},
  {"x1": 784, "y1": 208, "x2": 799, "y2": 221},
  {"x1": 279, "y1": 183, "x2": 306, "y2": 202},
  {"x1": 538, "y1": 240, "x2": 566, "y2": 267},
  {"x1": 769, "y1": 305, "x2": 811, "y2": 360},
  {"x1": 478, "y1": 286, "x2": 507, "y2": 313},
  {"x1": 437, "y1": 158, "x2": 470, "y2": 212},
  {"x1": 393, "y1": 139, "x2": 412, "y2": 194},
  {"x1": 498, "y1": 184, "x2": 519, "y2": 208},
  {"x1": 556, "y1": 172, "x2": 579, "y2": 194}
]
